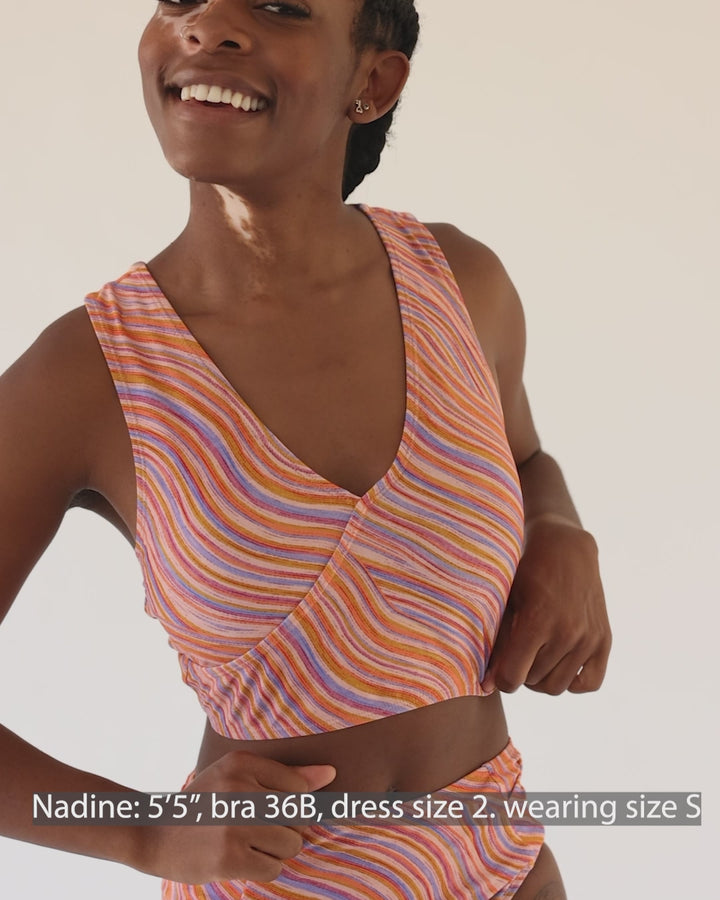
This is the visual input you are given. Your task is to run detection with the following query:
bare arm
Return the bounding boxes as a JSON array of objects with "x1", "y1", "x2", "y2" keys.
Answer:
[
  {"x1": 0, "y1": 309, "x2": 143, "y2": 864},
  {"x1": 0, "y1": 309, "x2": 334, "y2": 882}
]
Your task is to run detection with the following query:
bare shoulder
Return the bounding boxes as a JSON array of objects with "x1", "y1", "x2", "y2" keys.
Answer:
[
  {"x1": 0, "y1": 305, "x2": 113, "y2": 470},
  {"x1": 423, "y1": 223, "x2": 507, "y2": 282},
  {"x1": 423, "y1": 223, "x2": 526, "y2": 375}
]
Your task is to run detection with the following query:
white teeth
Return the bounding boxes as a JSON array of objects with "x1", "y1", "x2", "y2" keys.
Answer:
[{"x1": 178, "y1": 83, "x2": 268, "y2": 112}]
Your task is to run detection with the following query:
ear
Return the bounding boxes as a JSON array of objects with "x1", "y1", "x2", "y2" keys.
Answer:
[{"x1": 348, "y1": 51, "x2": 411, "y2": 124}]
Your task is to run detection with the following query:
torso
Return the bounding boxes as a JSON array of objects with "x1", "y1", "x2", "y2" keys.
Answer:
[{"x1": 74, "y1": 216, "x2": 511, "y2": 792}]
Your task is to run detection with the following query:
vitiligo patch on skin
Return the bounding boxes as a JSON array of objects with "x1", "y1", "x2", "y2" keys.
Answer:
[
  {"x1": 213, "y1": 186, "x2": 271, "y2": 257},
  {"x1": 213, "y1": 185, "x2": 256, "y2": 242},
  {"x1": 211, "y1": 185, "x2": 272, "y2": 291}
]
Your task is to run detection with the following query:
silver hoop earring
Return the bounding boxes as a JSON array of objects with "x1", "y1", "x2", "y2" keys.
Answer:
[{"x1": 355, "y1": 99, "x2": 370, "y2": 114}]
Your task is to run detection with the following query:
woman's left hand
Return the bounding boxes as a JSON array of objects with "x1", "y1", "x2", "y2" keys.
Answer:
[{"x1": 481, "y1": 518, "x2": 612, "y2": 695}]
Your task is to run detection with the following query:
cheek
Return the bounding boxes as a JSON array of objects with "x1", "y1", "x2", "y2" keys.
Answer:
[
  {"x1": 278, "y1": 52, "x2": 354, "y2": 124},
  {"x1": 137, "y1": 19, "x2": 154, "y2": 77},
  {"x1": 137, "y1": 16, "x2": 173, "y2": 91},
  {"x1": 137, "y1": 17, "x2": 174, "y2": 133}
]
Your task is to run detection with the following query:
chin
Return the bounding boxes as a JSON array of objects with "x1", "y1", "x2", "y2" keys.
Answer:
[{"x1": 161, "y1": 150, "x2": 260, "y2": 188}]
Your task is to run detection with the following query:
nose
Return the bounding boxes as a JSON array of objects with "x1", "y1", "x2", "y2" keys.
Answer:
[{"x1": 179, "y1": 0, "x2": 254, "y2": 54}]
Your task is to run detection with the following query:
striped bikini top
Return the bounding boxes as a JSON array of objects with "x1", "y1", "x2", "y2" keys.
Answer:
[{"x1": 84, "y1": 206, "x2": 524, "y2": 741}]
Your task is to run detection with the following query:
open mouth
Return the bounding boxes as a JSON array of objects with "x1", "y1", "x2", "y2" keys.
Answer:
[{"x1": 170, "y1": 83, "x2": 270, "y2": 113}]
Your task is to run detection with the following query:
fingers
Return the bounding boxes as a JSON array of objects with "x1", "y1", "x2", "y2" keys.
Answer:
[
  {"x1": 239, "y1": 848, "x2": 285, "y2": 884},
  {"x1": 225, "y1": 825, "x2": 305, "y2": 883},
  {"x1": 248, "y1": 823, "x2": 305, "y2": 861},
  {"x1": 222, "y1": 753, "x2": 331, "y2": 795},
  {"x1": 293, "y1": 764, "x2": 337, "y2": 791},
  {"x1": 524, "y1": 629, "x2": 592, "y2": 688},
  {"x1": 147, "y1": 810, "x2": 311, "y2": 884},
  {"x1": 568, "y1": 638, "x2": 612, "y2": 693},
  {"x1": 484, "y1": 611, "x2": 611, "y2": 696},
  {"x1": 526, "y1": 636, "x2": 611, "y2": 695},
  {"x1": 484, "y1": 638, "x2": 547, "y2": 694},
  {"x1": 486, "y1": 517, "x2": 611, "y2": 698},
  {"x1": 525, "y1": 650, "x2": 589, "y2": 695},
  {"x1": 219, "y1": 766, "x2": 325, "y2": 883},
  {"x1": 149, "y1": 752, "x2": 334, "y2": 885},
  {"x1": 483, "y1": 603, "x2": 549, "y2": 693}
]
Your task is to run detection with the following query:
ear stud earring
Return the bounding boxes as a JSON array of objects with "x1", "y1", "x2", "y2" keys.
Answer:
[{"x1": 355, "y1": 99, "x2": 371, "y2": 114}]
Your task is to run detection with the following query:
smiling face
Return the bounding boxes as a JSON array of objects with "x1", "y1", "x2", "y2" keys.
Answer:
[{"x1": 138, "y1": 0, "x2": 370, "y2": 196}]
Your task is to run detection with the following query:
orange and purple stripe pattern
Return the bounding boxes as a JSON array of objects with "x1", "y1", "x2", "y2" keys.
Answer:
[
  {"x1": 83, "y1": 206, "x2": 525, "y2": 741},
  {"x1": 159, "y1": 738, "x2": 544, "y2": 900}
]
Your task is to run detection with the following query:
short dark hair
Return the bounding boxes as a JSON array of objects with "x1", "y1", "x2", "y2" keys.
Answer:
[{"x1": 342, "y1": 0, "x2": 420, "y2": 200}]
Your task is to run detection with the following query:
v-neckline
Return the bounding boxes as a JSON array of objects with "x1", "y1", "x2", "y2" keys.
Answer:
[{"x1": 136, "y1": 204, "x2": 418, "y2": 505}]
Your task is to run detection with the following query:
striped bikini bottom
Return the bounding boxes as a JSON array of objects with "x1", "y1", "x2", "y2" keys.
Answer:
[{"x1": 161, "y1": 738, "x2": 544, "y2": 900}]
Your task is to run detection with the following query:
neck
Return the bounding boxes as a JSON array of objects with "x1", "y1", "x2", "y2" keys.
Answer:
[{"x1": 153, "y1": 180, "x2": 364, "y2": 312}]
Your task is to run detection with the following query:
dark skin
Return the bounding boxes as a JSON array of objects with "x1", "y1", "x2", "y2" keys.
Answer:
[{"x1": 0, "y1": 1, "x2": 609, "y2": 896}]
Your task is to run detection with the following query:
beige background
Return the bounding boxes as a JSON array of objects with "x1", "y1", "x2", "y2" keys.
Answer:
[{"x1": 1, "y1": 0, "x2": 718, "y2": 896}]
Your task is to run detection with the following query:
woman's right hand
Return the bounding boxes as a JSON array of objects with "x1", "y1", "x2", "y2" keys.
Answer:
[{"x1": 137, "y1": 751, "x2": 336, "y2": 885}]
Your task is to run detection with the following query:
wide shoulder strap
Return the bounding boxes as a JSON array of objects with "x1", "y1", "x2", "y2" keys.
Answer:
[
  {"x1": 360, "y1": 205, "x2": 505, "y2": 421},
  {"x1": 83, "y1": 263, "x2": 160, "y2": 432}
]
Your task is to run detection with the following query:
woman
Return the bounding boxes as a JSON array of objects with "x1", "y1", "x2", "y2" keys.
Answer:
[{"x1": 0, "y1": 1, "x2": 610, "y2": 897}]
